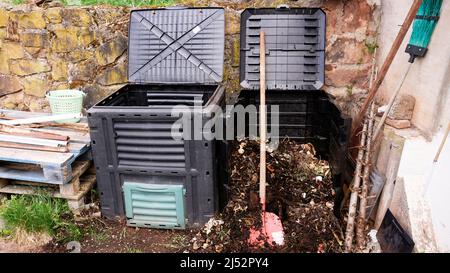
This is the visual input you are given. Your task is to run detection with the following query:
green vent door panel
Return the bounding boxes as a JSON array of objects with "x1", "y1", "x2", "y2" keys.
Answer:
[{"x1": 123, "y1": 182, "x2": 186, "y2": 229}]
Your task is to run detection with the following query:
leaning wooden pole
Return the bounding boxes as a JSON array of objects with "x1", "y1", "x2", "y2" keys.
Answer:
[
  {"x1": 351, "y1": 0, "x2": 423, "y2": 137},
  {"x1": 356, "y1": 103, "x2": 376, "y2": 249},
  {"x1": 259, "y1": 31, "x2": 267, "y2": 214},
  {"x1": 345, "y1": 116, "x2": 369, "y2": 252}
]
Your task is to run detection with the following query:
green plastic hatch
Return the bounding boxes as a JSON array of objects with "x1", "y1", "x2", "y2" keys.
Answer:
[{"x1": 123, "y1": 182, "x2": 186, "y2": 229}]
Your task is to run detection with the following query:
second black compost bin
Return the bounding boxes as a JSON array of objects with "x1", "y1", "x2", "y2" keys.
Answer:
[
  {"x1": 88, "y1": 7, "x2": 226, "y2": 229},
  {"x1": 236, "y1": 6, "x2": 351, "y2": 206}
]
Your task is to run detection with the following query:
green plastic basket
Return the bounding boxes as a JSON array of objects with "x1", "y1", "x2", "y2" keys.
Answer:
[{"x1": 46, "y1": 89, "x2": 85, "y2": 123}]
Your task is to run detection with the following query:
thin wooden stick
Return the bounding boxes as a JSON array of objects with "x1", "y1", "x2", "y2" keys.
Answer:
[
  {"x1": 0, "y1": 115, "x2": 89, "y2": 133},
  {"x1": 0, "y1": 141, "x2": 69, "y2": 153},
  {"x1": 433, "y1": 122, "x2": 450, "y2": 163},
  {"x1": 356, "y1": 103, "x2": 376, "y2": 249},
  {"x1": 351, "y1": 0, "x2": 423, "y2": 137},
  {"x1": 0, "y1": 124, "x2": 69, "y2": 141},
  {"x1": 259, "y1": 31, "x2": 267, "y2": 211},
  {"x1": 372, "y1": 62, "x2": 413, "y2": 141},
  {"x1": 27, "y1": 122, "x2": 89, "y2": 132},
  {"x1": 0, "y1": 113, "x2": 82, "y2": 125},
  {"x1": 0, "y1": 133, "x2": 68, "y2": 148},
  {"x1": 345, "y1": 115, "x2": 369, "y2": 252}
]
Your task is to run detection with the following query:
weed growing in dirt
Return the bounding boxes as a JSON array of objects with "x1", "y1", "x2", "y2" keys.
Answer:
[
  {"x1": 10, "y1": 0, "x2": 26, "y2": 5},
  {"x1": 346, "y1": 85, "x2": 354, "y2": 96},
  {"x1": 0, "y1": 194, "x2": 81, "y2": 243},
  {"x1": 171, "y1": 234, "x2": 189, "y2": 248},
  {"x1": 88, "y1": 226, "x2": 108, "y2": 243},
  {"x1": 365, "y1": 40, "x2": 379, "y2": 54},
  {"x1": 0, "y1": 229, "x2": 12, "y2": 237},
  {"x1": 126, "y1": 247, "x2": 143, "y2": 253}
]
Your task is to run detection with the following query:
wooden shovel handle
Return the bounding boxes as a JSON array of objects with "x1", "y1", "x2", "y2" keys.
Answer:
[{"x1": 259, "y1": 31, "x2": 267, "y2": 205}]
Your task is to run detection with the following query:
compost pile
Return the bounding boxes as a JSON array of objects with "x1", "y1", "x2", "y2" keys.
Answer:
[{"x1": 188, "y1": 139, "x2": 344, "y2": 253}]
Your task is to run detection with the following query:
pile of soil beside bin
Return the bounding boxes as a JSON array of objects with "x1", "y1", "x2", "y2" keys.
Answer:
[{"x1": 187, "y1": 139, "x2": 345, "y2": 253}]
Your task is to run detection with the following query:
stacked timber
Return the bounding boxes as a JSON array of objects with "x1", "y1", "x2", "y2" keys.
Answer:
[{"x1": 0, "y1": 109, "x2": 94, "y2": 210}]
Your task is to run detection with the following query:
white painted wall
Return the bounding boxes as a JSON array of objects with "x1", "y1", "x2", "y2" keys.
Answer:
[
  {"x1": 378, "y1": 0, "x2": 450, "y2": 252},
  {"x1": 377, "y1": 0, "x2": 450, "y2": 136},
  {"x1": 424, "y1": 129, "x2": 450, "y2": 252}
]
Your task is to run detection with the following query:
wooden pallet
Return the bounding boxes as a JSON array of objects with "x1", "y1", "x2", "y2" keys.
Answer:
[
  {"x1": 0, "y1": 160, "x2": 96, "y2": 210},
  {"x1": 0, "y1": 109, "x2": 91, "y2": 185}
]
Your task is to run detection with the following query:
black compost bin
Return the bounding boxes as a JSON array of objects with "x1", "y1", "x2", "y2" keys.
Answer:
[
  {"x1": 234, "y1": 6, "x2": 351, "y2": 204},
  {"x1": 87, "y1": 7, "x2": 226, "y2": 229}
]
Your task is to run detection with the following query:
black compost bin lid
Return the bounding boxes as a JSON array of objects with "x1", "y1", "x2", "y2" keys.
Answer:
[
  {"x1": 240, "y1": 5, "x2": 325, "y2": 91},
  {"x1": 127, "y1": 7, "x2": 225, "y2": 84}
]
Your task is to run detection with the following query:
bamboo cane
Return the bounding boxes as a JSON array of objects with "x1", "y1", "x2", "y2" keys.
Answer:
[
  {"x1": 345, "y1": 115, "x2": 369, "y2": 252},
  {"x1": 356, "y1": 103, "x2": 376, "y2": 249}
]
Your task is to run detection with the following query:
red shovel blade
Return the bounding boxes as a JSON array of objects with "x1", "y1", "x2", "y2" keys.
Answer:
[{"x1": 249, "y1": 212, "x2": 284, "y2": 247}]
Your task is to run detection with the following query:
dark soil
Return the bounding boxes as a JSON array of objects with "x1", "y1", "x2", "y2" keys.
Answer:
[
  {"x1": 41, "y1": 139, "x2": 344, "y2": 253},
  {"x1": 43, "y1": 210, "x2": 194, "y2": 253},
  {"x1": 185, "y1": 139, "x2": 345, "y2": 253}
]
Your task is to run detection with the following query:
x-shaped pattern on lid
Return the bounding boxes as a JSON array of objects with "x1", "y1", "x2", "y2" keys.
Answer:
[{"x1": 129, "y1": 10, "x2": 223, "y2": 82}]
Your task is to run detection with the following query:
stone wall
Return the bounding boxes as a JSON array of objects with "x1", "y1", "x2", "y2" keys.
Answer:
[
  {"x1": 0, "y1": 0, "x2": 379, "y2": 116},
  {"x1": 0, "y1": 4, "x2": 129, "y2": 111}
]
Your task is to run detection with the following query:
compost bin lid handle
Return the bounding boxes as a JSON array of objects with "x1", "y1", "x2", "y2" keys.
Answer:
[{"x1": 277, "y1": 4, "x2": 290, "y2": 9}]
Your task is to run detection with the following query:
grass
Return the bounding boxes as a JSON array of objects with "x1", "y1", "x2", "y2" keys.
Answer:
[
  {"x1": 0, "y1": 193, "x2": 81, "y2": 243},
  {"x1": 87, "y1": 226, "x2": 108, "y2": 243}
]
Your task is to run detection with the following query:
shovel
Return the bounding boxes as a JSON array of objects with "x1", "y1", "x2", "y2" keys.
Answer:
[{"x1": 249, "y1": 31, "x2": 284, "y2": 247}]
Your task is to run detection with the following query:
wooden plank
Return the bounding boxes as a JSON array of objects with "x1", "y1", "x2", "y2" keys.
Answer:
[
  {"x1": 0, "y1": 163, "x2": 41, "y2": 171},
  {"x1": 12, "y1": 180, "x2": 59, "y2": 188},
  {"x1": 26, "y1": 122, "x2": 89, "y2": 133},
  {"x1": 0, "y1": 146, "x2": 89, "y2": 185},
  {"x1": 0, "y1": 109, "x2": 88, "y2": 124},
  {"x1": 70, "y1": 160, "x2": 91, "y2": 178},
  {"x1": 0, "y1": 147, "x2": 73, "y2": 166},
  {"x1": 59, "y1": 177, "x2": 81, "y2": 197},
  {"x1": 0, "y1": 174, "x2": 96, "y2": 201},
  {"x1": 0, "y1": 124, "x2": 69, "y2": 141},
  {"x1": 0, "y1": 133, "x2": 68, "y2": 147},
  {"x1": 1, "y1": 160, "x2": 91, "y2": 185},
  {"x1": 0, "y1": 109, "x2": 51, "y2": 119},
  {"x1": 0, "y1": 164, "x2": 61, "y2": 184},
  {"x1": 66, "y1": 174, "x2": 96, "y2": 200},
  {"x1": 0, "y1": 141, "x2": 69, "y2": 153},
  {"x1": 68, "y1": 142, "x2": 89, "y2": 154},
  {"x1": 0, "y1": 113, "x2": 82, "y2": 125},
  {"x1": 0, "y1": 139, "x2": 88, "y2": 166},
  {"x1": 68, "y1": 144, "x2": 90, "y2": 162},
  {"x1": 30, "y1": 127, "x2": 90, "y2": 144},
  {"x1": 0, "y1": 178, "x2": 7, "y2": 188}
]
